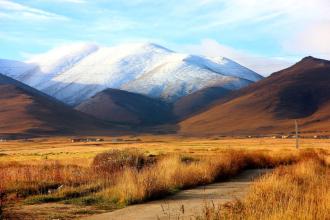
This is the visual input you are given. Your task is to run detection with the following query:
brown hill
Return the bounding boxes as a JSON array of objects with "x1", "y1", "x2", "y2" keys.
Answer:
[
  {"x1": 179, "y1": 56, "x2": 330, "y2": 136},
  {"x1": 75, "y1": 89, "x2": 173, "y2": 126},
  {"x1": 173, "y1": 86, "x2": 230, "y2": 120},
  {"x1": 0, "y1": 73, "x2": 115, "y2": 138}
]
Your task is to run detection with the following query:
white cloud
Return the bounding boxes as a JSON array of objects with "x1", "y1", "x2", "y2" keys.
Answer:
[
  {"x1": 192, "y1": 0, "x2": 293, "y2": 30},
  {"x1": 284, "y1": 21, "x2": 330, "y2": 59},
  {"x1": 1, "y1": 0, "x2": 330, "y2": 64},
  {"x1": 177, "y1": 0, "x2": 330, "y2": 49},
  {"x1": 181, "y1": 39, "x2": 295, "y2": 76},
  {"x1": 176, "y1": 0, "x2": 330, "y2": 72},
  {"x1": 275, "y1": 0, "x2": 330, "y2": 59},
  {"x1": 0, "y1": 0, "x2": 68, "y2": 21}
]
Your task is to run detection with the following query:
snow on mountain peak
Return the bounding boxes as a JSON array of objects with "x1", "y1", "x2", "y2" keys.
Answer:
[
  {"x1": 0, "y1": 42, "x2": 263, "y2": 105},
  {"x1": 26, "y1": 43, "x2": 99, "y2": 62},
  {"x1": 140, "y1": 42, "x2": 174, "y2": 52},
  {"x1": 26, "y1": 43, "x2": 99, "y2": 74}
]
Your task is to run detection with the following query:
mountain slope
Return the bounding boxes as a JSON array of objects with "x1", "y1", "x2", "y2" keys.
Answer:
[
  {"x1": 0, "y1": 73, "x2": 114, "y2": 137},
  {"x1": 179, "y1": 57, "x2": 330, "y2": 136},
  {"x1": 0, "y1": 43, "x2": 262, "y2": 105},
  {"x1": 75, "y1": 88, "x2": 172, "y2": 125},
  {"x1": 173, "y1": 86, "x2": 231, "y2": 120}
]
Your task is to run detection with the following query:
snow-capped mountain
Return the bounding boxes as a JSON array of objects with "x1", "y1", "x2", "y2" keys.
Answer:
[{"x1": 0, "y1": 43, "x2": 263, "y2": 105}]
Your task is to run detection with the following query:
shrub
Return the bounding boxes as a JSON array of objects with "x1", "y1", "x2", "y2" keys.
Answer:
[
  {"x1": 180, "y1": 155, "x2": 199, "y2": 164},
  {"x1": 92, "y1": 150, "x2": 156, "y2": 174}
]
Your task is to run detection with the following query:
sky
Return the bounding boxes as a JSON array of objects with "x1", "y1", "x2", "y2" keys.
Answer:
[{"x1": 0, "y1": 0, "x2": 330, "y2": 75}]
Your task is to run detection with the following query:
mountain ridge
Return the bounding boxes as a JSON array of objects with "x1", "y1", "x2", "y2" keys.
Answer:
[
  {"x1": 0, "y1": 73, "x2": 119, "y2": 138},
  {"x1": 75, "y1": 88, "x2": 173, "y2": 126},
  {"x1": 179, "y1": 56, "x2": 330, "y2": 136},
  {"x1": 0, "y1": 42, "x2": 263, "y2": 106}
]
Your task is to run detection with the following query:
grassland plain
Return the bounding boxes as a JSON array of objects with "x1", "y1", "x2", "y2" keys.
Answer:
[{"x1": 0, "y1": 136, "x2": 329, "y2": 219}]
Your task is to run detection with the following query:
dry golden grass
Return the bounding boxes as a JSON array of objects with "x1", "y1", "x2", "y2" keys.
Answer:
[
  {"x1": 0, "y1": 137, "x2": 329, "y2": 219},
  {"x1": 1, "y1": 136, "x2": 330, "y2": 163},
  {"x1": 199, "y1": 152, "x2": 330, "y2": 220}
]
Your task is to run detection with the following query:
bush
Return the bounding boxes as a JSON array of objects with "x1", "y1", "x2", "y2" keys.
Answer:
[
  {"x1": 180, "y1": 155, "x2": 199, "y2": 164},
  {"x1": 92, "y1": 150, "x2": 156, "y2": 174}
]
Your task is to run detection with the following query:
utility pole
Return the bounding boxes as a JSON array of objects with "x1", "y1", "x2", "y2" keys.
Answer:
[{"x1": 295, "y1": 120, "x2": 299, "y2": 149}]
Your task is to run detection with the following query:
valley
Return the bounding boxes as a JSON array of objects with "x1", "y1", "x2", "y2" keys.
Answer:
[{"x1": 1, "y1": 1, "x2": 330, "y2": 219}]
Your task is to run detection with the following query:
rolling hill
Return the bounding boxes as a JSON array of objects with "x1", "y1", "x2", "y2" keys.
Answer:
[
  {"x1": 75, "y1": 88, "x2": 172, "y2": 126},
  {"x1": 173, "y1": 86, "x2": 231, "y2": 120},
  {"x1": 0, "y1": 73, "x2": 116, "y2": 138},
  {"x1": 179, "y1": 56, "x2": 330, "y2": 136}
]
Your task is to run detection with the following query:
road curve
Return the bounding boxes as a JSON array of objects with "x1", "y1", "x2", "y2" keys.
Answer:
[{"x1": 80, "y1": 169, "x2": 270, "y2": 220}]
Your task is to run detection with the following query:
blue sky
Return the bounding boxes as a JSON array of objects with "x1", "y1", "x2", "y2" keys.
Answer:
[{"x1": 0, "y1": 0, "x2": 330, "y2": 74}]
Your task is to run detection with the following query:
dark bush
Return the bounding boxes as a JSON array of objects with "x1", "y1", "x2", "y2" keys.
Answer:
[
  {"x1": 92, "y1": 150, "x2": 156, "y2": 174},
  {"x1": 180, "y1": 155, "x2": 199, "y2": 164}
]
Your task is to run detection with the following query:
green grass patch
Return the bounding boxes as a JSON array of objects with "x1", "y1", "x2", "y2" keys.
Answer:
[
  {"x1": 24, "y1": 194, "x2": 63, "y2": 204},
  {"x1": 24, "y1": 184, "x2": 102, "y2": 205},
  {"x1": 64, "y1": 195, "x2": 123, "y2": 210},
  {"x1": 72, "y1": 209, "x2": 101, "y2": 215}
]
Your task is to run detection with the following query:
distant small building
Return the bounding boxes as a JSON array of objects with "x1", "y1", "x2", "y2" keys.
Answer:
[
  {"x1": 313, "y1": 135, "x2": 330, "y2": 139},
  {"x1": 111, "y1": 138, "x2": 123, "y2": 143},
  {"x1": 71, "y1": 138, "x2": 104, "y2": 143}
]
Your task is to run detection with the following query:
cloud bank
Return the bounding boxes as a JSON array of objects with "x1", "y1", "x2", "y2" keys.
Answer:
[{"x1": 0, "y1": 0, "x2": 329, "y2": 74}]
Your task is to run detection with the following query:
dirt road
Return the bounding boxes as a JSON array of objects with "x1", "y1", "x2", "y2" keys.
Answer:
[{"x1": 81, "y1": 169, "x2": 269, "y2": 220}]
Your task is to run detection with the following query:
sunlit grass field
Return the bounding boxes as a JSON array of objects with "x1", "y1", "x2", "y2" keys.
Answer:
[
  {"x1": 0, "y1": 136, "x2": 329, "y2": 219},
  {"x1": 1, "y1": 136, "x2": 330, "y2": 162}
]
